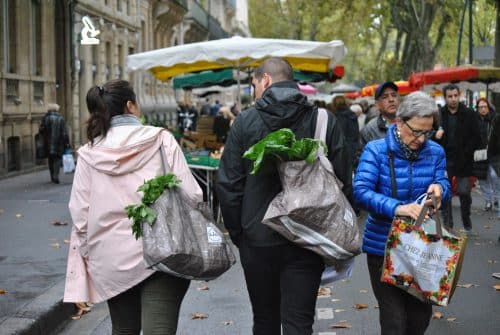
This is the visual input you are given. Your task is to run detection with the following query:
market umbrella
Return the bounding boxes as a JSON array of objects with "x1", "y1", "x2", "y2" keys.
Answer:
[
  {"x1": 330, "y1": 83, "x2": 360, "y2": 93},
  {"x1": 127, "y1": 36, "x2": 346, "y2": 103},
  {"x1": 408, "y1": 66, "x2": 500, "y2": 93},
  {"x1": 361, "y1": 81, "x2": 418, "y2": 97}
]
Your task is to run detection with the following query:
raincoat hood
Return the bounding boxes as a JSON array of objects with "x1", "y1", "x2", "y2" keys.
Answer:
[
  {"x1": 255, "y1": 81, "x2": 313, "y2": 130},
  {"x1": 77, "y1": 118, "x2": 165, "y2": 176}
]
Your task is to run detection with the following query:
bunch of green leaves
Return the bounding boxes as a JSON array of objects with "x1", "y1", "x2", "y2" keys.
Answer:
[
  {"x1": 125, "y1": 173, "x2": 181, "y2": 239},
  {"x1": 243, "y1": 128, "x2": 326, "y2": 174}
]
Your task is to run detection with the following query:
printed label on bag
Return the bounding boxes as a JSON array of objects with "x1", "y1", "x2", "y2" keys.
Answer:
[{"x1": 207, "y1": 226, "x2": 223, "y2": 244}]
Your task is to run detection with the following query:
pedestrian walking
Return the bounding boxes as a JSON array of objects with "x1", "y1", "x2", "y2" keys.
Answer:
[
  {"x1": 360, "y1": 81, "x2": 400, "y2": 149},
  {"x1": 354, "y1": 91, "x2": 451, "y2": 335},
  {"x1": 39, "y1": 103, "x2": 69, "y2": 184},
  {"x1": 473, "y1": 98, "x2": 496, "y2": 211},
  {"x1": 434, "y1": 84, "x2": 481, "y2": 231},
  {"x1": 63, "y1": 79, "x2": 203, "y2": 334},
  {"x1": 216, "y1": 57, "x2": 352, "y2": 335}
]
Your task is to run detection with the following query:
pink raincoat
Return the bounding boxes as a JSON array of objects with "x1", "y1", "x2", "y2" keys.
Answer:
[{"x1": 64, "y1": 124, "x2": 202, "y2": 303}]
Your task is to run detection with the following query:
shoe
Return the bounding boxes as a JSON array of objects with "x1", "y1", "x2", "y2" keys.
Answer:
[
  {"x1": 51, "y1": 178, "x2": 60, "y2": 184},
  {"x1": 484, "y1": 202, "x2": 493, "y2": 211}
]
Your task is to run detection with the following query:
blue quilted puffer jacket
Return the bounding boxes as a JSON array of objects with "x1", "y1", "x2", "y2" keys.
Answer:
[{"x1": 354, "y1": 124, "x2": 451, "y2": 256}]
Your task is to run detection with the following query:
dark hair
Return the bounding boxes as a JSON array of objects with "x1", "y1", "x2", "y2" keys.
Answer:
[
  {"x1": 442, "y1": 83, "x2": 460, "y2": 96},
  {"x1": 253, "y1": 57, "x2": 293, "y2": 82},
  {"x1": 332, "y1": 95, "x2": 348, "y2": 110},
  {"x1": 86, "y1": 79, "x2": 136, "y2": 144},
  {"x1": 475, "y1": 97, "x2": 492, "y2": 112}
]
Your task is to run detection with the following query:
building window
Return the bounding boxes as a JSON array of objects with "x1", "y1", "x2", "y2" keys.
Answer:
[
  {"x1": 33, "y1": 81, "x2": 44, "y2": 104},
  {"x1": 117, "y1": 0, "x2": 121, "y2": 11},
  {"x1": 118, "y1": 44, "x2": 124, "y2": 79},
  {"x1": 6, "y1": 79, "x2": 19, "y2": 102},
  {"x1": 32, "y1": 0, "x2": 42, "y2": 75},
  {"x1": 126, "y1": 0, "x2": 130, "y2": 15},
  {"x1": 4, "y1": 0, "x2": 17, "y2": 73},
  {"x1": 141, "y1": 20, "x2": 146, "y2": 51},
  {"x1": 105, "y1": 42, "x2": 111, "y2": 80}
]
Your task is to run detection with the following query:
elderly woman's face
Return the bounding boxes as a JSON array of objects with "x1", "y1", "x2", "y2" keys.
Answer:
[{"x1": 397, "y1": 116, "x2": 434, "y2": 150}]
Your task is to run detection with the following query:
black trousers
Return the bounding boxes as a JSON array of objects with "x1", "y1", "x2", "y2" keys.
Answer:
[
  {"x1": 48, "y1": 154, "x2": 61, "y2": 182},
  {"x1": 239, "y1": 242, "x2": 324, "y2": 335},
  {"x1": 441, "y1": 175, "x2": 472, "y2": 229},
  {"x1": 367, "y1": 255, "x2": 432, "y2": 335}
]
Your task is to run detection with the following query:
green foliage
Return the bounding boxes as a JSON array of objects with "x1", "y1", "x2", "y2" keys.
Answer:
[
  {"x1": 125, "y1": 173, "x2": 181, "y2": 239},
  {"x1": 243, "y1": 128, "x2": 326, "y2": 174}
]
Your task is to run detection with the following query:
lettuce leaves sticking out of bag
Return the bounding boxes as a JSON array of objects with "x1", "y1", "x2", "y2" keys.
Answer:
[
  {"x1": 243, "y1": 128, "x2": 327, "y2": 174},
  {"x1": 126, "y1": 173, "x2": 181, "y2": 239}
]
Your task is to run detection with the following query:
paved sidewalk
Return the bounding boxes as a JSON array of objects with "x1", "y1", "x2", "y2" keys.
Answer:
[{"x1": 0, "y1": 169, "x2": 496, "y2": 335}]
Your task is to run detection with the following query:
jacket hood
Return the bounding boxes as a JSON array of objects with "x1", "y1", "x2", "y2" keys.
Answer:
[
  {"x1": 77, "y1": 125, "x2": 165, "y2": 175},
  {"x1": 255, "y1": 81, "x2": 313, "y2": 130}
]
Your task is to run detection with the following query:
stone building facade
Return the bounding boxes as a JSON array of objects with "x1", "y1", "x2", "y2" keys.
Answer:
[{"x1": 0, "y1": 0, "x2": 249, "y2": 176}]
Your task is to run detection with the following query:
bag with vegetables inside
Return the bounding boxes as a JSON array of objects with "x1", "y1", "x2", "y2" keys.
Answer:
[
  {"x1": 126, "y1": 149, "x2": 235, "y2": 281},
  {"x1": 243, "y1": 109, "x2": 361, "y2": 267}
]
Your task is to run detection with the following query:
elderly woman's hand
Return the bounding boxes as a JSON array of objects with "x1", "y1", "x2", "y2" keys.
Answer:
[
  {"x1": 395, "y1": 203, "x2": 424, "y2": 220},
  {"x1": 425, "y1": 184, "x2": 443, "y2": 209}
]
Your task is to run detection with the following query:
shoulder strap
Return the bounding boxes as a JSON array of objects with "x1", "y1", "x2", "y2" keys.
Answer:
[
  {"x1": 388, "y1": 151, "x2": 397, "y2": 198},
  {"x1": 314, "y1": 108, "x2": 328, "y2": 156}
]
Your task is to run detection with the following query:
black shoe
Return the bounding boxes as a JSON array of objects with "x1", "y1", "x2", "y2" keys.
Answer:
[{"x1": 51, "y1": 178, "x2": 60, "y2": 184}]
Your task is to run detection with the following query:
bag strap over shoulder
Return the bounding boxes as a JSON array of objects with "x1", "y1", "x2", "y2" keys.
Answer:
[
  {"x1": 314, "y1": 108, "x2": 328, "y2": 156},
  {"x1": 159, "y1": 145, "x2": 170, "y2": 175}
]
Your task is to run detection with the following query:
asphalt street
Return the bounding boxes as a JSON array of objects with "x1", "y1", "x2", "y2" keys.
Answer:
[{"x1": 1, "y1": 169, "x2": 499, "y2": 334}]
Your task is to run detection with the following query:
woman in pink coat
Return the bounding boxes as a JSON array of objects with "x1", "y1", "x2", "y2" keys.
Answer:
[{"x1": 64, "y1": 79, "x2": 202, "y2": 334}]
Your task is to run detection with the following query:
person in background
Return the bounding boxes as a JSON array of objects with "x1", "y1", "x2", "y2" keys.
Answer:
[
  {"x1": 332, "y1": 95, "x2": 359, "y2": 171},
  {"x1": 210, "y1": 99, "x2": 221, "y2": 116},
  {"x1": 213, "y1": 106, "x2": 235, "y2": 143},
  {"x1": 64, "y1": 79, "x2": 203, "y2": 334},
  {"x1": 487, "y1": 112, "x2": 500, "y2": 242},
  {"x1": 360, "y1": 82, "x2": 400, "y2": 149},
  {"x1": 473, "y1": 98, "x2": 495, "y2": 211},
  {"x1": 185, "y1": 101, "x2": 199, "y2": 131},
  {"x1": 216, "y1": 57, "x2": 351, "y2": 335},
  {"x1": 350, "y1": 103, "x2": 365, "y2": 131},
  {"x1": 354, "y1": 91, "x2": 450, "y2": 335},
  {"x1": 39, "y1": 103, "x2": 69, "y2": 184},
  {"x1": 434, "y1": 84, "x2": 480, "y2": 231},
  {"x1": 200, "y1": 98, "x2": 211, "y2": 116}
]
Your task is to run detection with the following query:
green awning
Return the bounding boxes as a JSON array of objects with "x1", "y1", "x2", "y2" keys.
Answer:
[{"x1": 173, "y1": 69, "x2": 239, "y2": 89}]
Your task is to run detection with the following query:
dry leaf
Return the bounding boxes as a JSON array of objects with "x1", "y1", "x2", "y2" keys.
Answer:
[
  {"x1": 457, "y1": 283, "x2": 477, "y2": 288},
  {"x1": 432, "y1": 312, "x2": 443, "y2": 319},
  {"x1": 197, "y1": 285, "x2": 209, "y2": 291},
  {"x1": 447, "y1": 317, "x2": 457, "y2": 322},
  {"x1": 64, "y1": 239, "x2": 71, "y2": 244},
  {"x1": 71, "y1": 302, "x2": 92, "y2": 320},
  {"x1": 494, "y1": 284, "x2": 500, "y2": 291},
  {"x1": 354, "y1": 303, "x2": 368, "y2": 310},
  {"x1": 50, "y1": 243, "x2": 61, "y2": 248},
  {"x1": 15, "y1": 213, "x2": 23, "y2": 218},
  {"x1": 318, "y1": 287, "x2": 331, "y2": 297},
  {"x1": 484, "y1": 225, "x2": 491, "y2": 229},
  {"x1": 51, "y1": 221, "x2": 68, "y2": 226},
  {"x1": 330, "y1": 323, "x2": 352, "y2": 329},
  {"x1": 359, "y1": 289, "x2": 368, "y2": 293},
  {"x1": 0, "y1": 289, "x2": 7, "y2": 294},
  {"x1": 0, "y1": 208, "x2": 4, "y2": 214},
  {"x1": 222, "y1": 320, "x2": 233, "y2": 326},
  {"x1": 334, "y1": 309, "x2": 346, "y2": 313},
  {"x1": 191, "y1": 313, "x2": 208, "y2": 320}
]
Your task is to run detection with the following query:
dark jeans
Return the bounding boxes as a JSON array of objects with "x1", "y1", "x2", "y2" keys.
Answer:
[
  {"x1": 239, "y1": 242, "x2": 324, "y2": 335},
  {"x1": 367, "y1": 255, "x2": 432, "y2": 335},
  {"x1": 441, "y1": 175, "x2": 472, "y2": 230},
  {"x1": 48, "y1": 154, "x2": 61, "y2": 182},
  {"x1": 107, "y1": 272, "x2": 190, "y2": 335}
]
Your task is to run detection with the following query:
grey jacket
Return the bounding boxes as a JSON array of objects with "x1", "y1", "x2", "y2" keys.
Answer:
[{"x1": 359, "y1": 115, "x2": 389, "y2": 149}]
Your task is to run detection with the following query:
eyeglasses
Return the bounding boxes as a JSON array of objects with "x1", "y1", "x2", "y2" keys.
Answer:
[
  {"x1": 478, "y1": 105, "x2": 489, "y2": 109},
  {"x1": 404, "y1": 120, "x2": 434, "y2": 138}
]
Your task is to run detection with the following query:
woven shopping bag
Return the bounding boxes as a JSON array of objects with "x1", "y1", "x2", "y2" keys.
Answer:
[{"x1": 381, "y1": 196, "x2": 467, "y2": 306}]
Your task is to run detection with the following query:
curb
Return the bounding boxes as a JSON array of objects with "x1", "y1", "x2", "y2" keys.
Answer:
[{"x1": 0, "y1": 280, "x2": 74, "y2": 335}]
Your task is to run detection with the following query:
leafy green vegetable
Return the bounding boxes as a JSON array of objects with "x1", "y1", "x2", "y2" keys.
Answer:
[
  {"x1": 126, "y1": 173, "x2": 181, "y2": 239},
  {"x1": 243, "y1": 128, "x2": 327, "y2": 174}
]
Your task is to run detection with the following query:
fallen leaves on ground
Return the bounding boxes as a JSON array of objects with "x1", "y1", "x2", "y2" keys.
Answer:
[
  {"x1": 64, "y1": 239, "x2": 70, "y2": 244},
  {"x1": 71, "y1": 302, "x2": 92, "y2": 320},
  {"x1": 494, "y1": 284, "x2": 500, "y2": 291},
  {"x1": 354, "y1": 303, "x2": 368, "y2": 309},
  {"x1": 51, "y1": 221, "x2": 68, "y2": 226},
  {"x1": 222, "y1": 320, "x2": 233, "y2": 326},
  {"x1": 317, "y1": 287, "x2": 331, "y2": 297},
  {"x1": 0, "y1": 289, "x2": 7, "y2": 294},
  {"x1": 50, "y1": 243, "x2": 61, "y2": 248},
  {"x1": 334, "y1": 309, "x2": 346, "y2": 313},
  {"x1": 456, "y1": 283, "x2": 478, "y2": 288},
  {"x1": 447, "y1": 317, "x2": 457, "y2": 322},
  {"x1": 197, "y1": 285, "x2": 209, "y2": 291},
  {"x1": 483, "y1": 225, "x2": 491, "y2": 229},
  {"x1": 331, "y1": 298, "x2": 341, "y2": 302},
  {"x1": 191, "y1": 313, "x2": 208, "y2": 320},
  {"x1": 0, "y1": 208, "x2": 4, "y2": 214},
  {"x1": 330, "y1": 321, "x2": 352, "y2": 329},
  {"x1": 15, "y1": 213, "x2": 23, "y2": 218},
  {"x1": 359, "y1": 289, "x2": 368, "y2": 293},
  {"x1": 432, "y1": 312, "x2": 443, "y2": 319}
]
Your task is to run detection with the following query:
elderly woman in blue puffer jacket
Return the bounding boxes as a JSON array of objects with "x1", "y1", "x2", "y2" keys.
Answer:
[{"x1": 354, "y1": 91, "x2": 451, "y2": 335}]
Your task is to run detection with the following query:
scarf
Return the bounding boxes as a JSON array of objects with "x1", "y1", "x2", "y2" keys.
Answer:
[{"x1": 393, "y1": 126, "x2": 420, "y2": 161}]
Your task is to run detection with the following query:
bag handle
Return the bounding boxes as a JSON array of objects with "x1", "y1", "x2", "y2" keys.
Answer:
[
  {"x1": 314, "y1": 108, "x2": 328, "y2": 156},
  {"x1": 159, "y1": 145, "x2": 169, "y2": 175},
  {"x1": 388, "y1": 152, "x2": 397, "y2": 198},
  {"x1": 414, "y1": 194, "x2": 443, "y2": 236}
]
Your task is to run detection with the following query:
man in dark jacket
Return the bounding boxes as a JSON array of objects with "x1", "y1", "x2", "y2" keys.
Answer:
[
  {"x1": 39, "y1": 103, "x2": 69, "y2": 183},
  {"x1": 216, "y1": 57, "x2": 352, "y2": 335},
  {"x1": 435, "y1": 84, "x2": 480, "y2": 230}
]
